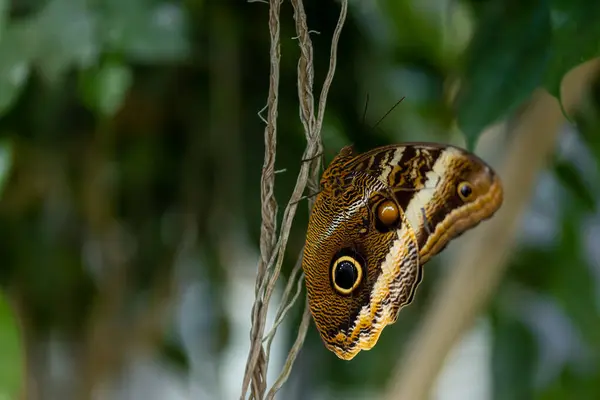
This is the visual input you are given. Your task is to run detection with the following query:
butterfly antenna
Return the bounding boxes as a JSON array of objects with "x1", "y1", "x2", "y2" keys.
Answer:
[
  {"x1": 362, "y1": 93, "x2": 370, "y2": 125},
  {"x1": 373, "y1": 96, "x2": 406, "y2": 129}
]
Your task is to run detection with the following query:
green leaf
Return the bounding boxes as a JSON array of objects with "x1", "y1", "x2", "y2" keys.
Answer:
[
  {"x1": 382, "y1": 0, "x2": 445, "y2": 64},
  {"x1": 32, "y1": 0, "x2": 98, "y2": 82},
  {"x1": 80, "y1": 61, "x2": 133, "y2": 117},
  {"x1": 0, "y1": 23, "x2": 33, "y2": 116},
  {"x1": 552, "y1": 159, "x2": 596, "y2": 213},
  {"x1": 0, "y1": 0, "x2": 7, "y2": 41},
  {"x1": 0, "y1": 292, "x2": 23, "y2": 399},
  {"x1": 547, "y1": 216, "x2": 600, "y2": 349},
  {"x1": 544, "y1": 0, "x2": 600, "y2": 99},
  {"x1": 455, "y1": 0, "x2": 552, "y2": 149},
  {"x1": 0, "y1": 138, "x2": 13, "y2": 198},
  {"x1": 101, "y1": 0, "x2": 190, "y2": 63},
  {"x1": 491, "y1": 314, "x2": 537, "y2": 400},
  {"x1": 538, "y1": 367, "x2": 600, "y2": 400}
]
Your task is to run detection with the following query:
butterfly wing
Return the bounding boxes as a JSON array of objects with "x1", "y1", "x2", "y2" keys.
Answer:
[
  {"x1": 303, "y1": 142, "x2": 503, "y2": 361},
  {"x1": 342, "y1": 143, "x2": 503, "y2": 263}
]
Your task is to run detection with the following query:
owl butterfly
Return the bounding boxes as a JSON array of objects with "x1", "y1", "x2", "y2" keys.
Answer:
[{"x1": 302, "y1": 142, "x2": 503, "y2": 360}]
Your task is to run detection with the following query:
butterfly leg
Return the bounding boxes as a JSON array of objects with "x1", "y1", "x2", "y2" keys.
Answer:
[
  {"x1": 301, "y1": 152, "x2": 323, "y2": 163},
  {"x1": 291, "y1": 190, "x2": 322, "y2": 205}
]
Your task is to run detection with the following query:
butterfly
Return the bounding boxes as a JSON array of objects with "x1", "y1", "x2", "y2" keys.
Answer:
[{"x1": 302, "y1": 142, "x2": 503, "y2": 360}]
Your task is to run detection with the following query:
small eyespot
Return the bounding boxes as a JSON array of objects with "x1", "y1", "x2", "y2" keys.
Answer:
[
  {"x1": 331, "y1": 256, "x2": 363, "y2": 295},
  {"x1": 376, "y1": 200, "x2": 400, "y2": 227},
  {"x1": 457, "y1": 181, "x2": 473, "y2": 201}
]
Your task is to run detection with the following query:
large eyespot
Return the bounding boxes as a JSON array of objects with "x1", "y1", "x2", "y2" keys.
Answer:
[
  {"x1": 331, "y1": 256, "x2": 363, "y2": 295},
  {"x1": 457, "y1": 181, "x2": 473, "y2": 201}
]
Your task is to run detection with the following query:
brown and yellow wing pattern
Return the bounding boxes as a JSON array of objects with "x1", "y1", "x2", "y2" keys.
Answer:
[{"x1": 302, "y1": 142, "x2": 503, "y2": 360}]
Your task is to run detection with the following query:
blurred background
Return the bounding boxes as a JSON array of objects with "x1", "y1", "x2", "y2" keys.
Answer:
[{"x1": 0, "y1": 0, "x2": 599, "y2": 399}]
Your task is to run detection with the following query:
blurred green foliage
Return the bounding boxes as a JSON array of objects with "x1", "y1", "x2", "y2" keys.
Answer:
[
  {"x1": 0, "y1": 0, "x2": 598, "y2": 399},
  {"x1": 0, "y1": 293, "x2": 22, "y2": 399}
]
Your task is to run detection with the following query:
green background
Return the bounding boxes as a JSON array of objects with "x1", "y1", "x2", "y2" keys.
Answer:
[{"x1": 0, "y1": 0, "x2": 599, "y2": 399}]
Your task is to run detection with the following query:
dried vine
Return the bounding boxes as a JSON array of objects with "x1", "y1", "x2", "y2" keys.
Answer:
[{"x1": 240, "y1": 1, "x2": 349, "y2": 399}]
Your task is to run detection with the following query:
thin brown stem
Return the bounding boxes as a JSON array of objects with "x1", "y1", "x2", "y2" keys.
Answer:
[
  {"x1": 240, "y1": 0, "x2": 281, "y2": 397},
  {"x1": 241, "y1": 0, "x2": 349, "y2": 398},
  {"x1": 265, "y1": 299, "x2": 312, "y2": 400}
]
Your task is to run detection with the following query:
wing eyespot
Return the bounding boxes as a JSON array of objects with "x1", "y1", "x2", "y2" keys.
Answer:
[
  {"x1": 377, "y1": 200, "x2": 399, "y2": 225},
  {"x1": 374, "y1": 199, "x2": 401, "y2": 233},
  {"x1": 457, "y1": 181, "x2": 473, "y2": 201},
  {"x1": 331, "y1": 256, "x2": 363, "y2": 295}
]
